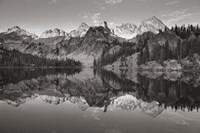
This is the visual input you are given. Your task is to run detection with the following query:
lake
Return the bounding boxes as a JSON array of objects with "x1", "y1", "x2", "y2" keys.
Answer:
[{"x1": 0, "y1": 68, "x2": 200, "y2": 133}]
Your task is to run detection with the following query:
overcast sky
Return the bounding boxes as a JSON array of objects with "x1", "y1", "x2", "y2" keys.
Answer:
[{"x1": 0, "y1": 0, "x2": 199, "y2": 35}]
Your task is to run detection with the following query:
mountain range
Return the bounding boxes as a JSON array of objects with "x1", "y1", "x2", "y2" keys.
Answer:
[
  {"x1": 1, "y1": 16, "x2": 165, "y2": 40},
  {"x1": 0, "y1": 16, "x2": 167, "y2": 66},
  {"x1": 1, "y1": 16, "x2": 200, "y2": 69}
]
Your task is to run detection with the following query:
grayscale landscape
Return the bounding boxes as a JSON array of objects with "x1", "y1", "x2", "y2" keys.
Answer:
[{"x1": 0, "y1": 0, "x2": 200, "y2": 133}]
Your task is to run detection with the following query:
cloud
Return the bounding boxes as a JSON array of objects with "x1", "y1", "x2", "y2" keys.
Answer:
[
  {"x1": 81, "y1": 12, "x2": 102, "y2": 25},
  {"x1": 165, "y1": 0, "x2": 180, "y2": 6},
  {"x1": 137, "y1": 0, "x2": 147, "y2": 2},
  {"x1": 161, "y1": 9, "x2": 199, "y2": 26},
  {"x1": 52, "y1": 0, "x2": 57, "y2": 4},
  {"x1": 105, "y1": 0, "x2": 123, "y2": 5},
  {"x1": 101, "y1": 6, "x2": 106, "y2": 10}
]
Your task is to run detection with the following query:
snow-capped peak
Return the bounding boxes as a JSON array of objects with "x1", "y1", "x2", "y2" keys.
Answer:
[
  {"x1": 113, "y1": 23, "x2": 137, "y2": 39},
  {"x1": 7, "y1": 26, "x2": 38, "y2": 39},
  {"x1": 78, "y1": 22, "x2": 89, "y2": 30},
  {"x1": 136, "y1": 16, "x2": 166, "y2": 35},
  {"x1": 144, "y1": 16, "x2": 165, "y2": 28},
  {"x1": 7, "y1": 26, "x2": 21, "y2": 33},
  {"x1": 40, "y1": 28, "x2": 69, "y2": 38},
  {"x1": 110, "y1": 16, "x2": 166, "y2": 39},
  {"x1": 69, "y1": 22, "x2": 90, "y2": 37},
  {"x1": 119, "y1": 23, "x2": 137, "y2": 29}
]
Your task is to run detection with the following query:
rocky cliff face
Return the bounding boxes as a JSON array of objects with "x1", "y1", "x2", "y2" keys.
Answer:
[
  {"x1": 40, "y1": 28, "x2": 69, "y2": 39},
  {"x1": 69, "y1": 22, "x2": 90, "y2": 37},
  {"x1": 113, "y1": 23, "x2": 137, "y2": 39},
  {"x1": 7, "y1": 26, "x2": 38, "y2": 39},
  {"x1": 67, "y1": 24, "x2": 123, "y2": 66},
  {"x1": 3, "y1": 17, "x2": 198, "y2": 69},
  {"x1": 0, "y1": 26, "x2": 38, "y2": 51},
  {"x1": 136, "y1": 16, "x2": 166, "y2": 35},
  {"x1": 96, "y1": 17, "x2": 165, "y2": 40}
]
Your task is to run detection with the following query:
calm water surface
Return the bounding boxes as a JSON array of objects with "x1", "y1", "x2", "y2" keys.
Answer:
[{"x1": 0, "y1": 68, "x2": 200, "y2": 133}]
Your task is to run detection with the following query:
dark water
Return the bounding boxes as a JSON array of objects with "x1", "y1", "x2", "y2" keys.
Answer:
[{"x1": 0, "y1": 68, "x2": 200, "y2": 133}]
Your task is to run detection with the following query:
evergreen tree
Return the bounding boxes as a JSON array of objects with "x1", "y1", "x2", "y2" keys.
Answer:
[
  {"x1": 165, "y1": 41, "x2": 170, "y2": 60},
  {"x1": 93, "y1": 58, "x2": 96, "y2": 67},
  {"x1": 160, "y1": 45, "x2": 165, "y2": 62},
  {"x1": 177, "y1": 39, "x2": 182, "y2": 61}
]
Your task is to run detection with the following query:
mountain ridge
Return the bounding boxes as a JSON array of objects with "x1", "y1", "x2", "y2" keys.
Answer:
[
  {"x1": 40, "y1": 28, "x2": 69, "y2": 39},
  {"x1": 0, "y1": 16, "x2": 166, "y2": 40},
  {"x1": 1, "y1": 16, "x2": 200, "y2": 69}
]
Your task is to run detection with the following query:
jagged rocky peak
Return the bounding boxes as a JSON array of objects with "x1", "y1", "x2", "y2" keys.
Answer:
[
  {"x1": 120, "y1": 23, "x2": 137, "y2": 29},
  {"x1": 102, "y1": 21, "x2": 112, "y2": 33},
  {"x1": 114, "y1": 23, "x2": 137, "y2": 39},
  {"x1": 78, "y1": 22, "x2": 89, "y2": 30},
  {"x1": 85, "y1": 21, "x2": 113, "y2": 38},
  {"x1": 97, "y1": 21, "x2": 111, "y2": 33},
  {"x1": 136, "y1": 16, "x2": 166, "y2": 35},
  {"x1": 69, "y1": 22, "x2": 90, "y2": 37},
  {"x1": 144, "y1": 16, "x2": 165, "y2": 28},
  {"x1": 7, "y1": 26, "x2": 21, "y2": 33},
  {"x1": 6, "y1": 26, "x2": 38, "y2": 39},
  {"x1": 40, "y1": 28, "x2": 69, "y2": 38},
  {"x1": 94, "y1": 21, "x2": 120, "y2": 38},
  {"x1": 99, "y1": 21, "x2": 108, "y2": 28}
]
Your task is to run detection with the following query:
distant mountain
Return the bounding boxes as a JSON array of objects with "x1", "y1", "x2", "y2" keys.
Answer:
[
  {"x1": 69, "y1": 22, "x2": 89, "y2": 37},
  {"x1": 113, "y1": 23, "x2": 137, "y2": 39},
  {"x1": 40, "y1": 28, "x2": 69, "y2": 39},
  {"x1": 0, "y1": 21, "x2": 122, "y2": 66},
  {"x1": 96, "y1": 21, "x2": 113, "y2": 34},
  {"x1": 136, "y1": 16, "x2": 166, "y2": 35},
  {"x1": 0, "y1": 18, "x2": 167, "y2": 67},
  {"x1": 6, "y1": 26, "x2": 38, "y2": 39},
  {"x1": 107, "y1": 16, "x2": 166, "y2": 40},
  {"x1": 67, "y1": 22, "x2": 125, "y2": 66},
  {"x1": 0, "y1": 26, "x2": 38, "y2": 51},
  {"x1": 1, "y1": 17, "x2": 200, "y2": 70}
]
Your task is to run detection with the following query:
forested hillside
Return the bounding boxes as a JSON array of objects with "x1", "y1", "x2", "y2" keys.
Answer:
[
  {"x1": 94, "y1": 24, "x2": 200, "y2": 70},
  {"x1": 137, "y1": 25, "x2": 200, "y2": 70},
  {"x1": 1, "y1": 22, "x2": 200, "y2": 70},
  {"x1": 0, "y1": 47, "x2": 81, "y2": 67}
]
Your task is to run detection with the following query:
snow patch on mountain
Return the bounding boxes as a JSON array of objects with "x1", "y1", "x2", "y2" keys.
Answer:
[
  {"x1": 40, "y1": 28, "x2": 69, "y2": 39},
  {"x1": 7, "y1": 26, "x2": 38, "y2": 39},
  {"x1": 136, "y1": 16, "x2": 166, "y2": 35},
  {"x1": 69, "y1": 22, "x2": 89, "y2": 37},
  {"x1": 113, "y1": 23, "x2": 137, "y2": 39}
]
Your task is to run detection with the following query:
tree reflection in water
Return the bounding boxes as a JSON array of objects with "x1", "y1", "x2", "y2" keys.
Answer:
[{"x1": 0, "y1": 68, "x2": 200, "y2": 115}]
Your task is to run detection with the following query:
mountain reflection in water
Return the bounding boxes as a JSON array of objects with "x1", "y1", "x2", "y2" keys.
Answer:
[{"x1": 0, "y1": 68, "x2": 200, "y2": 133}]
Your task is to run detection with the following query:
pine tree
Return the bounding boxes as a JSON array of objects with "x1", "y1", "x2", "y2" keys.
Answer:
[
  {"x1": 137, "y1": 49, "x2": 143, "y2": 66},
  {"x1": 177, "y1": 39, "x2": 181, "y2": 61},
  {"x1": 165, "y1": 41, "x2": 170, "y2": 60},
  {"x1": 175, "y1": 25, "x2": 178, "y2": 34},
  {"x1": 197, "y1": 24, "x2": 200, "y2": 31},
  {"x1": 164, "y1": 26, "x2": 168, "y2": 32},
  {"x1": 160, "y1": 45, "x2": 165, "y2": 62}
]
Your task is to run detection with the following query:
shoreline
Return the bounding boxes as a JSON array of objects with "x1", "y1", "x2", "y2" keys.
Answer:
[{"x1": 0, "y1": 66, "x2": 83, "y2": 69}]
